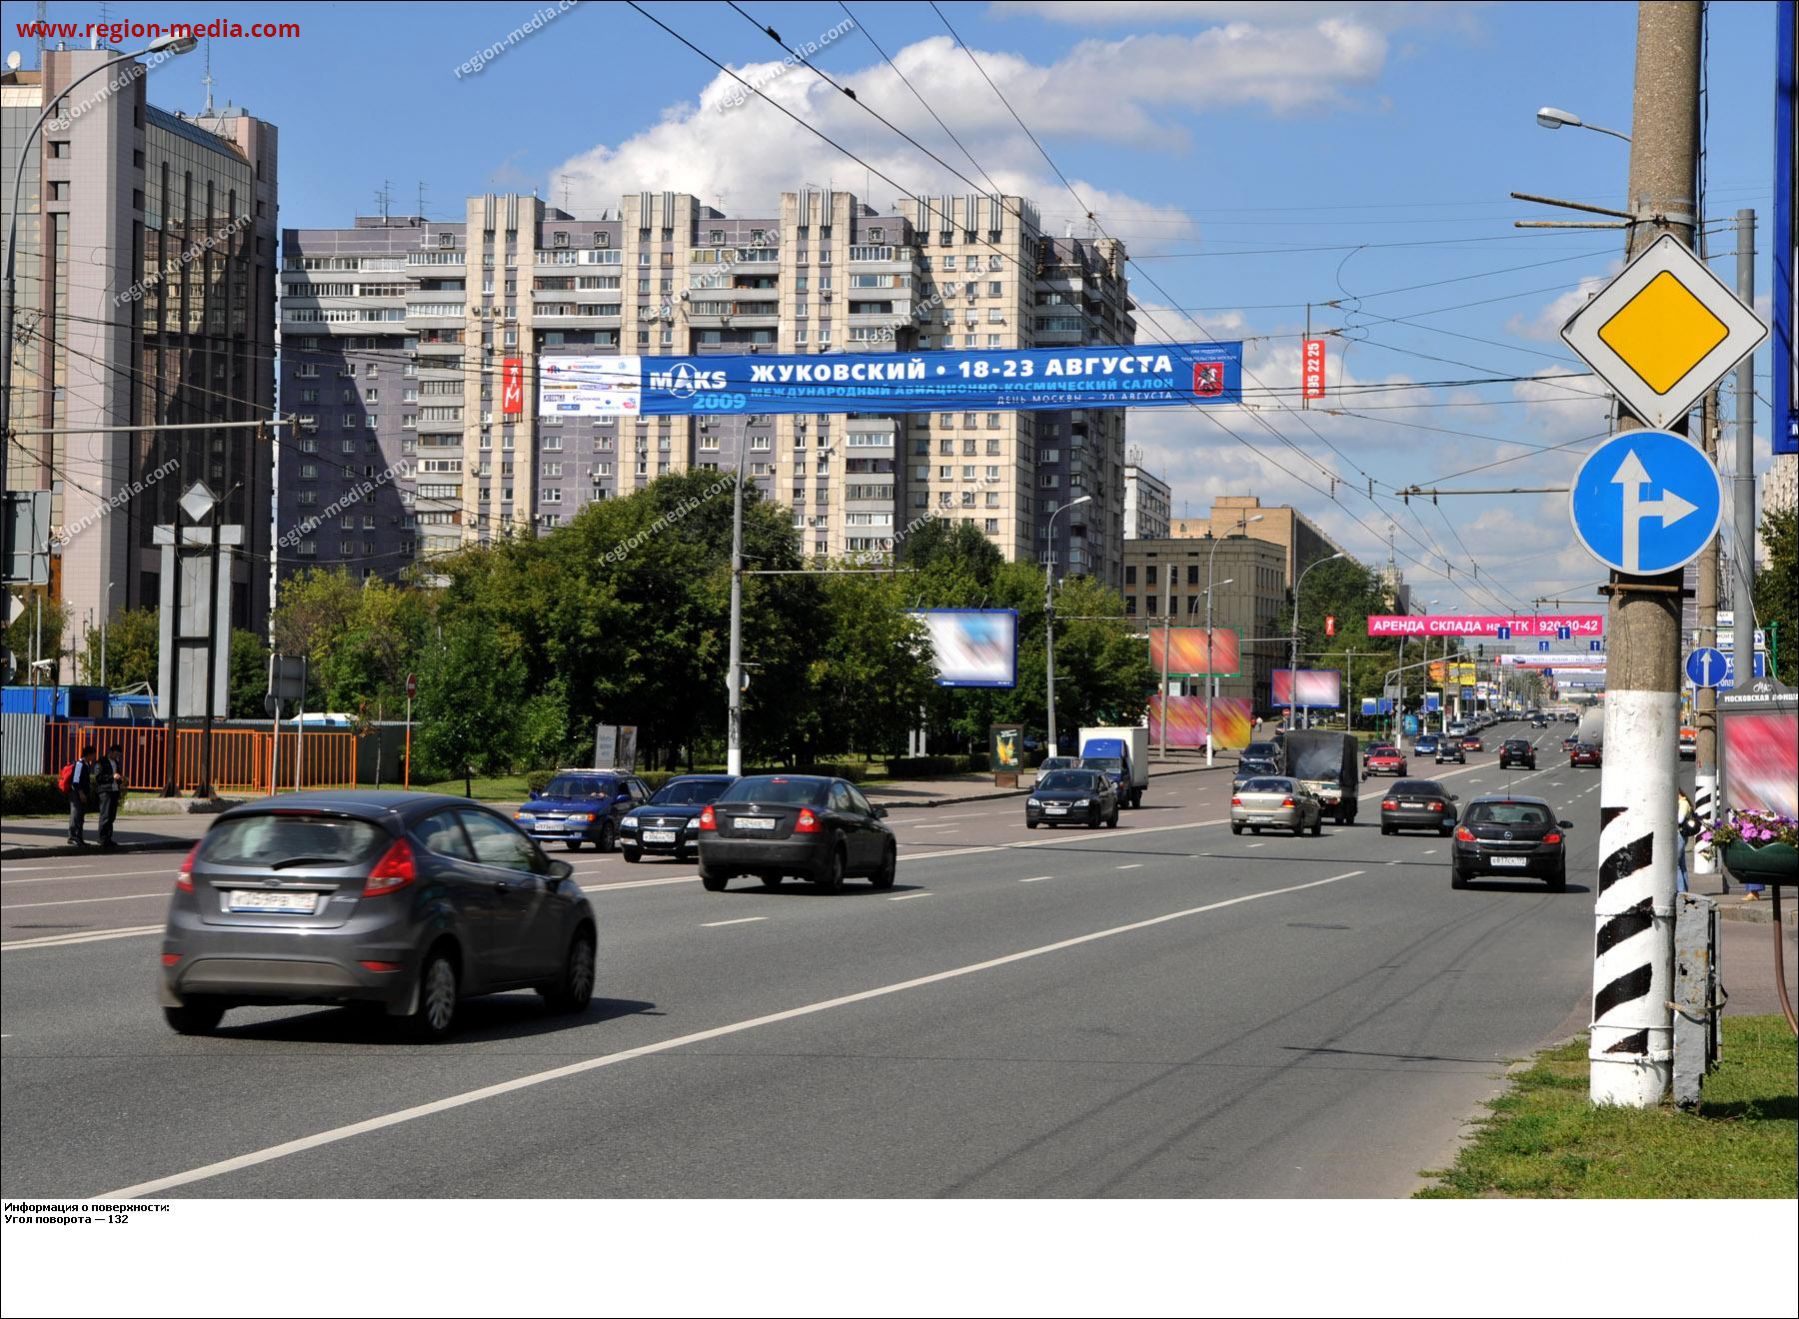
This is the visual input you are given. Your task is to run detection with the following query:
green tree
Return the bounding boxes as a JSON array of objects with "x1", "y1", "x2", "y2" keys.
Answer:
[
  {"x1": 78, "y1": 605, "x2": 159, "y2": 691},
  {"x1": 1755, "y1": 504, "x2": 1797, "y2": 685},
  {"x1": 806, "y1": 571, "x2": 936, "y2": 758},
  {"x1": 270, "y1": 567, "x2": 365, "y2": 701},
  {"x1": 229, "y1": 629, "x2": 269, "y2": 719},
  {"x1": 415, "y1": 615, "x2": 525, "y2": 796},
  {"x1": 4, "y1": 590, "x2": 71, "y2": 683}
]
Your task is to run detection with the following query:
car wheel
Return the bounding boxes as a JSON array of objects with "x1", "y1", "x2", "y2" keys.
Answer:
[
  {"x1": 1451, "y1": 867, "x2": 1468, "y2": 891},
  {"x1": 1548, "y1": 866, "x2": 1567, "y2": 892},
  {"x1": 699, "y1": 865, "x2": 729, "y2": 892},
  {"x1": 870, "y1": 843, "x2": 897, "y2": 890},
  {"x1": 598, "y1": 821, "x2": 617, "y2": 854},
  {"x1": 1026, "y1": 819, "x2": 1039, "y2": 829},
  {"x1": 541, "y1": 929, "x2": 596, "y2": 1015},
  {"x1": 1292, "y1": 822, "x2": 1304, "y2": 837},
  {"x1": 815, "y1": 846, "x2": 846, "y2": 892},
  {"x1": 1440, "y1": 823, "x2": 1455, "y2": 836},
  {"x1": 1312, "y1": 816, "x2": 1323, "y2": 836},
  {"x1": 1230, "y1": 822, "x2": 1243, "y2": 835},
  {"x1": 1131, "y1": 789, "x2": 1143, "y2": 809},
  {"x1": 565, "y1": 840, "x2": 583, "y2": 852},
  {"x1": 1087, "y1": 810, "x2": 1101, "y2": 829},
  {"x1": 162, "y1": 1000, "x2": 226, "y2": 1035},
  {"x1": 405, "y1": 948, "x2": 460, "y2": 1042},
  {"x1": 1381, "y1": 823, "x2": 1393, "y2": 836},
  {"x1": 761, "y1": 871, "x2": 784, "y2": 887},
  {"x1": 1106, "y1": 810, "x2": 1119, "y2": 829},
  {"x1": 1250, "y1": 826, "x2": 1262, "y2": 835},
  {"x1": 622, "y1": 847, "x2": 641, "y2": 864}
]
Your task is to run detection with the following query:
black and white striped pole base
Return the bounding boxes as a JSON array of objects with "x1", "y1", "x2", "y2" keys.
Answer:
[
  {"x1": 1591, "y1": 688, "x2": 1679, "y2": 1105},
  {"x1": 1691, "y1": 771, "x2": 1718, "y2": 878}
]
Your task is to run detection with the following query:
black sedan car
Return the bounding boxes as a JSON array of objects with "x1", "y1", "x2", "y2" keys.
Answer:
[
  {"x1": 1498, "y1": 738, "x2": 1537, "y2": 769},
  {"x1": 160, "y1": 792, "x2": 594, "y2": 1040},
  {"x1": 1379, "y1": 779, "x2": 1459, "y2": 835},
  {"x1": 1451, "y1": 795, "x2": 1573, "y2": 890},
  {"x1": 1027, "y1": 768, "x2": 1120, "y2": 830},
  {"x1": 1435, "y1": 740, "x2": 1466, "y2": 765},
  {"x1": 697, "y1": 775, "x2": 895, "y2": 892},
  {"x1": 619, "y1": 774, "x2": 736, "y2": 863}
]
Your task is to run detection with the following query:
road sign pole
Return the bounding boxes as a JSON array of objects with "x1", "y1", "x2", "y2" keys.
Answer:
[
  {"x1": 1730, "y1": 207, "x2": 1759, "y2": 703},
  {"x1": 1694, "y1": 387, "x2": 1721, "y2": 875},
  {"x1": 1591, "y1": 0, "x2": 1700, "y2": 1110},
  {"x1": 404, "y1": 695, "x2": 413, "y2": 791}
]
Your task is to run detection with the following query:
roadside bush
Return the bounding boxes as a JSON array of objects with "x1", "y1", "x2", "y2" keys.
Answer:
[
  {"x1": 800, "y1": 761, "x2": 865, "y2": 783},
  {"x1": 883, "y1": 755, "x2": 972, "y2": 777},
  {"x1": 2, "y1": 775, "x2": 64, "y2": 814}
]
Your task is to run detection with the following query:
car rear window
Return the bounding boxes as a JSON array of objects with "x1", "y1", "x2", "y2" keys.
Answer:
[
  {"x1": 1390, "y1": 780, "x2": 1441, "y2": 795},
  {"x1": 1038, "y1": 770, "x2": 1098, "y2": 792},
  {"x1": 1239, "y1": 777, "x2": 1293, "y2": 792},
  {"x1": 719, "y1": 776, "x2": 831, "y2": 806},
  {"x1": 652, "y1": 778, "x2": 730, "y2": 806},
  {"x1": 1243, "y1": 743, "x2": 1279, "y2": 758},
  {"x1": 201, "y1": 813, "x2": 390, "y2": 867},
  {"x1": 1466, "y1": 802, "x2": 1553, "y2": 827}
]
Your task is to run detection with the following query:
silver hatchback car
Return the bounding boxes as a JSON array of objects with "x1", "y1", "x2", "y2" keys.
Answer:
[{"x1": 159, "y1": 792, "x2": 596, "y2": 1041}]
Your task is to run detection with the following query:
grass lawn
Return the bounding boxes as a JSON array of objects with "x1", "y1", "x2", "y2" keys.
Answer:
[
  {"x1": 418, "y1": 775, "x2": 532, "y2": 800},
  {"x1": 1420, "y1": 1014, "x2": 1798, "y2": 1198}
]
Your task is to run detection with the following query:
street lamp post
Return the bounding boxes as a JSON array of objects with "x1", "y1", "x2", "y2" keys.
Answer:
[
  {"x1": 1535, "y1": 106, "x2": 1632, "y2": 143},
  {"x1": 1288, "y1": 552, "x2": 1346, "y2": 732},
  {"x1": 1205, "y1": 512, "x2": 1262, "y2": 766},
  {"x1": 726, "y1": 419, "x2": 748, "y2": 777},
  {"x1": 2, "y1": 37, "x2": 196, "y2": 476},
  {"x1": 1043, "y1": 494, "x2": 1091, "y2": 758}
]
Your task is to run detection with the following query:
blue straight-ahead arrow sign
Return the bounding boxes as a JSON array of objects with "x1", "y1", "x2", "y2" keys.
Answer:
[
  {"x1": 1539, "y1": 640, "x2": 1552, "y2": 653},
  {"x1": 1496, "y1": 625, "x2": 1512, "y2": 640},
  {"x1": 1557, "y1": 625, "x2": 1572, "y2": 641},
  {"x1": 1685, "y1": 646, "x2": 1728, "y2": 689},
  {"x1": 1590, "y1": 639, "x2": 1603, "y2": 652}
]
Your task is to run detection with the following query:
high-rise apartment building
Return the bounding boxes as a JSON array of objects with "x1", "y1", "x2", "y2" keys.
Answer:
[
  {"x1": 1124, "y1": 462, "x2": 1171, "y2": 540},
  {"x1": 277, "y1": 190, "x2": 1135, "y2": 586},
  {"x1": 3, "y1": 50, "x2": 278, "y2": 645}
]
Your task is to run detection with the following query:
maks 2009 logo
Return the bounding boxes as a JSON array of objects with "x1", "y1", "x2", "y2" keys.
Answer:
[{"x1": 649, "y1": 363, "x2": 726, "y2": 398}]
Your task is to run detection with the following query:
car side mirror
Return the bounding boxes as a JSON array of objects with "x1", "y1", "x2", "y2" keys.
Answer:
[
  {"x1": 529, "y1": 789, "x2": 540, "y2": 800},
  {"x1": 1559, "y1": 820, "x2": 1574, "y2": 830},
  {"x1": 873, "y1": 805, "x2": 888, "y2": 819},
  {"x1": 547, "y1": 859, "x2": 574, "y2": 883}
]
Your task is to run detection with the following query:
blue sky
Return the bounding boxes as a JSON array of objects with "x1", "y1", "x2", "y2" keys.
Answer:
[{"x1": 17, "y1": 0, "x2": 1782, "y2": 618}]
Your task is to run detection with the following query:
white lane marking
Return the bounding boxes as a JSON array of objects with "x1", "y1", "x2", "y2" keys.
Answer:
[
  {"x1": 910, "y1": 824, "x2": 961, "y2": 831},
  {"x1": 1246, "y1": 842, "x2": 1265, "y2": 849},
  {"x1": 2, "y1": 924, "x2": 164, "y2": 951},
  {"x1": 2, "y1": 891, "x2": 166, "y2": 910},
  {"x1": 889, "y1": 892, "x2": 931, "y2": 901},
  {"x1": 582, "y1": 875, "x2": 698, "y2": 893},
  {"x1": 97, "y1": 868, "x2": 1368, "y2": 1200},
  {"x1": 1387, "y1": 860, "x2": 1402, "y2": 866},
  {"x1": 1018, "y1": 875, "x2": 1054, "y2": 883},
  {"x1": 1116, "y1": 864, "x2": 1142, "y2": 871},
  {"x1": 1422, "y1": 849, "x2": 1438, "y2": 856},
  {"x1": 700, "y1": 916, "x2": 768, "y2": 928},
  {"x1": 1, "y1": 868, "x2": 181, "y2": 886}
]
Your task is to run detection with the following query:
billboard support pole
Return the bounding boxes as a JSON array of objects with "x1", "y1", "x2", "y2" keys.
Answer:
[{"x1": 727, "y1": 417, "x2": 746, "y2": 778}]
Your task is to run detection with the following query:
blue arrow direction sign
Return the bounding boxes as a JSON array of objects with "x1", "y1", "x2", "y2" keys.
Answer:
[
  {"x1": 1496, "y1": 625, "x2": 1512, "y2": 640},
  {"x1": 1590, "y1": 639, "x2": 1604, "y2": 652},
  {"x1": 1539, "y1": 639, "x2": 1552, "y2": 653},
  {"x1": 1569, "y1": 429, "x2": 1723, "y2": 576},
  {"x1": 1686, "y1": 646, "x2": 1728, "y2": 689},
  {"x1": 1557, "y1": 625, "x2": 1572, "y2": 641}
]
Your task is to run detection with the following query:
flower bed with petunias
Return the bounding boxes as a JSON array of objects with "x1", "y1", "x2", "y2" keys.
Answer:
[{"x1": 1698, "y1": 809, "x2": 1799, "y2": 850}]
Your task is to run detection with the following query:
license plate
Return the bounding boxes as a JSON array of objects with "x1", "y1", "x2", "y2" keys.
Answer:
[
  {"x1": 734, "y1": 817, "x2": 777, "y2": 831},
  {"x1": 1046, "y1": 806, "x2": 1068, "y2": 815},
  {"x1": 643, "y1": 829, "x2": 676, "y2": 843},
  {"x1": 227, "y1": 889, "x2": 318, "y2": 914},
  {"x1": 1490, "y1": 856, "x2": 1529, "y2": 869}
]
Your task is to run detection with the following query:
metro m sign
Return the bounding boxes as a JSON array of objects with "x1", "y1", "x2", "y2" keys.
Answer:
[
  {"x1": 1302, "y1": 338, "x2": 1326, "y2": 399},
  {"x1": 502, "y1": 357, "x2": 525, "y2": 415},
  {"x1": 1325, "y1": 614, "x2": 1337, "y2": 638}
]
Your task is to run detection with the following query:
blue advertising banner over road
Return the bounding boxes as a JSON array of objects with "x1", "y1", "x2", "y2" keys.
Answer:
[{"x1": 537, "y1": 342, "x2": 1243, "y2": 417}]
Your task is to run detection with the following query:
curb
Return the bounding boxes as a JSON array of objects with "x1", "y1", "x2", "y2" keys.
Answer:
[
  {"x1": 869, "y1": 760, "x2": 1229, "y2": 810},
  {"x1": 0, "y1": 838, "x2": 196, "y2": 861}
]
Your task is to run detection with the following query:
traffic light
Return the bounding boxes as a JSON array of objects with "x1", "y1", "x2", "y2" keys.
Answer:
[{"x1": 1477, "y1": 643, "x2": 1485, "y2": 660}]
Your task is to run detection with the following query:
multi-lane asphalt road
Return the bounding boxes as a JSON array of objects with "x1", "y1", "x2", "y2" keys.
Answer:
[{"x1": 2, "y1": 725, "x2": 1605, "y2": 1198}]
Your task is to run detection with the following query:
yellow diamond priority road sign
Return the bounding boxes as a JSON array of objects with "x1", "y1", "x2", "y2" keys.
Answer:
[{"x1": 1561, "y1": 233, "x2": 1767, "y2": 429}]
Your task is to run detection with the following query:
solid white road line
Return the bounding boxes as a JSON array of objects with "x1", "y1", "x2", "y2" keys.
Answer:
[
  {"x1": 1116, "y1": 864, "x2": 1142, "y2": 871},
  {"x1": 1, "y1": 868, "x2": 182, "y2": 886},
  {"x1": 1018, "y1": 875, "x2": 1054, "y2": 883},
  {"x1": 700, "y1": 917, "x2": 768, "y2": 928},
  {"x1": 97, "y1": 868, "x2": 1368, "y2": 1200},
  {"x1": 1422, "y1": 849, "x2": 1437, "y2": 856},
  {"x1": 1246, "y1": 843, "x2": 1265, "y2": 849},
  {"x1": 2, "y1": 924, "x2": 165, "y2": 951},
  {"x1": 889, "y1": 892, "x2": 931, "y2": 901},
  {"x1": 2, "y1": 892, "x2": 166, "y2": 910},
  {"x1": 583, "y1": 874, "x2": 699, "y2": 892}
]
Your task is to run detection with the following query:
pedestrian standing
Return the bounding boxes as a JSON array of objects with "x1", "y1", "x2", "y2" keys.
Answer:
[
  {"x1": 66, "y1": 746, "x2": 97, "y2": 846},
  {"x1": 1675, "y1": 789, "x2": 1699, "y2": 894},
  {"x1": 95, "y1": 743, "x2": 126, "y2": 850}
]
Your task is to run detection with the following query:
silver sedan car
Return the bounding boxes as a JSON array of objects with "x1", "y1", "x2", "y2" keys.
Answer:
[{"x1": 1230, "y1": 776, "x2": 1324, "y2": 837}]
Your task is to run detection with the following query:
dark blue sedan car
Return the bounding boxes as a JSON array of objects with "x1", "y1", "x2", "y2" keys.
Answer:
[
  {"x1": 619, "y1": 774, "x2": 736, "y2": 863},
  {"x1": 513, "y1": 769, "x2": 652, "y2": 852}
]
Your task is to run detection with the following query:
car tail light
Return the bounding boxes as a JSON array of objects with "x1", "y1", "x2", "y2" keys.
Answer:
[
  {"x1": 1281, "y1": 797, "x2": 1296, "y2": 808},
  {"x1": 176, "y1": 841, "x2": 199, "y2": 893},
  {"x1": 699, "y1": 804, "x2": 717, "y2": 831},
  {"x1": 360, "y1": 960, "x2": 404, "y2": 973},
  {"x1": 1543, "y1": 832, "x2": 1562, "y2": 846},
  {"x1": 160, "y1": 953, "x2": 181, "y2": 966},
  {"x1": 364, "y1": 838, "x2": 416, "y2": 896},
  {"x1": 1429, "y1": 802, "x2": 1444, "y2": 812},
  {"x1": 1231, "y1": 797, "x2": 1242, "y2": 807},
  {"x1": 1381, "y1": 800, "x2": 1397, "y2": 811},
  {"x1": 1455, "y1": 827, "x2": 1475, "y2": 842},
  {"x1": 795, "y1": 808, "x2": 822, "y2": 834}
]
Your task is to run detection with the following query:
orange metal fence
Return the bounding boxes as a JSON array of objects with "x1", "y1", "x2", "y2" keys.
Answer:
[{"x1": 43, "y1": 726, "x2": 358, "y2": 794}]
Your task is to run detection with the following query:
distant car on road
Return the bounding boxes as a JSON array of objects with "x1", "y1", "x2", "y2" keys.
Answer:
[
  {"x1": 513, "y1": 769, "x2": 651, "y2": 853},
  {"x1": 1230, "y1": 776, "x2": 1323, "y2": 836},
  {"x1": 1413, "y1": 734, "x2": 1441, "y2": 756},
  {"x1": 1453, "y1": 795, "x2": 1573, "y2": 890},
  {"x1": 1460, "y1": 734, "x2": 1484, "y2": 752},
  {"x1": 619, "y1": 774, "x2": 735, "y2": 864},
  {"x1": 697, "y1": 774, "x2": 895, "y2": 892},
  {"x1": 1363, "y1": 744, "x2": 1407, "y2": 777},
  {"x1": 1570, "y1": 743, "x2": 1602, "y2": 768},
  {"x1": 1678, "y1": 728, "x2": 1697, "y2": 760},
  {"x1": 1379, "y1": 779, "x2": 1459, "y2": 835},
  {"x1": 1027, "y1": 768, "x2": 1119, "y2": 830},
  {"x1": 1498, "y1": 738, "x2": 1537, "y2": 770},
  {"x1": 1561, "y1": 734, "x2": 1581, "y2": 753},
  {"x1": 1435, "y1": 740, "x2": 1466, "y2": 765},
  {"x1": 1035, "y1": 756, "x2": 1082, "y2": 778},
  {"x1": 159, "y1": 791, "x2": 595, "y2": 1040}
]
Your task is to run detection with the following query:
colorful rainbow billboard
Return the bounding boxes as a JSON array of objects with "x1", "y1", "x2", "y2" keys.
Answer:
[
  {"x1": 1146, "y1": 627, "x2": 1240, "y2": 676},
  {"x1": 1148, "y1": 695, "x2": 1253, "y2": 749}
]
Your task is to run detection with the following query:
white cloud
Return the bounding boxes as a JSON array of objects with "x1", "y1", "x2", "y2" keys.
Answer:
[
  {"x1": 1505, "y1": 261, "x2": 1618, "y2": 342},
  {"x1": 989, "y1": 2, "x2": 1461, "y2": 30}
]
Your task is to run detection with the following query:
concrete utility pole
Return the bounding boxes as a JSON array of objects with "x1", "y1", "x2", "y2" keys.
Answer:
[
  {"x1": 1591, "y1": 0, "x2": 1701, "y2": 1109},
  {"x1": 1730, "y1": 207, "x2": 1758, "y2": 747},
  {"x1": 727, "y1": 417, "x2": 747, "y2": 779},
  {"x1": 1693, "y1": 386, "x2": 1721, "y2": 876}
]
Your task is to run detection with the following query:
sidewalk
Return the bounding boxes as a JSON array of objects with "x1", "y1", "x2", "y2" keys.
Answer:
[{"x1": 0, "y1": 755, "x2": 1234, "y2": 858}]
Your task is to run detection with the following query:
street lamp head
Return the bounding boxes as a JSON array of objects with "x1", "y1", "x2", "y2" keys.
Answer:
[
  {"x1": 146, "y1": 34, "x2": 200, "y2": 55},
  {"x1": 1536, "y1": 106, "x2": 1581, "y2": 131},
  {"x1": 1069, "y1": 495, "x2": 1092, "y2": 508}
]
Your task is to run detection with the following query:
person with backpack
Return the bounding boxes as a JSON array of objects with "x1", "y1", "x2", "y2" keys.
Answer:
[
  {"x1": 1675, "y1": 788, "x2": 1701, "y2": 894},
  {"x1": 63, "y1": 746, "x2": 97, "y2": 846},
  {"x1": 94, "y1": 743, "x2": 126, "y2": 849}
]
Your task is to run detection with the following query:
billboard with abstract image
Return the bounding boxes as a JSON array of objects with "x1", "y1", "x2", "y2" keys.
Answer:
[{"x1": 913, "y1": 609, "x2": 1018, "y2": 688}]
